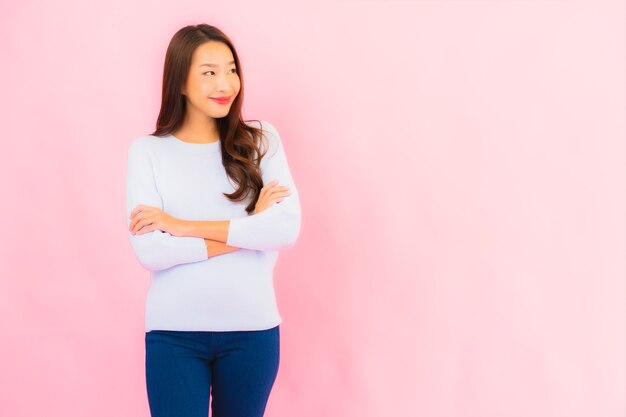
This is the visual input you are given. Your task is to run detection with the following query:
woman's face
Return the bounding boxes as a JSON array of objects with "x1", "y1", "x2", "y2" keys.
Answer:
[{"x1": 182, "y1": 41, "x2": 241, "y2": 118}]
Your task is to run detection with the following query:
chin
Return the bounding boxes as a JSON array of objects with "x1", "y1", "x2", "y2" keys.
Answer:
[{"x1": 207, "y1": 106, "x2": 230, "y2": 113}]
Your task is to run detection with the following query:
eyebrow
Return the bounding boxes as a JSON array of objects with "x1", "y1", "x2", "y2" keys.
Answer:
[{"x1": 199, "y1": 61, "x2": 236, "y2": 68}]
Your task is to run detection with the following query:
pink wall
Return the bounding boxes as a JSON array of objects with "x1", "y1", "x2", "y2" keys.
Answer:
[{"x1": 1, "y1": 0, "x2": 624, "y2": 416}]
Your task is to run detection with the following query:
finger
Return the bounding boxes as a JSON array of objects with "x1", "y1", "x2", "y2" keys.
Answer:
[
  {"x1": 266, "y1": 187, "x2": 290, "y2": 199},
  {"x1": 259, "y1": 185, "x2": 276, "y2": 202},
  {"x1": 266, "y1": 195, "x2": 286, "y2": 205},
  {"x1": 135, "y1": 224, "x2": 153, "y2": 235},
  {"x1": 268, "y1": 185, "x2": 289, "y2": 191},
  {"x1": 139, "y1": 222, "x2": 156, "y2": 234},
  {"x1": 130, "y1": 204, "x2": 150, "y2": 219},
  {"x1": 270, "y1": 185, "x2": 289, "y2": 191},
  {"x1": 260, "y1": 179, "x2": 277, "y2": 193},
  {"x1": 130, "y1": 211, "x2": 152, "y2": 232},
  {"x1": 130, "y1": 205, "x2": 155, "y2": 221},
  {"x1": 129, "y1": 213, "x2": 143, "y2": 231},
  {"x1": 266, "y1": 189, "x2": 291, "y2": 200},
  {"x1": 131, "y1": 217, "x2": 145, "y2": 233},
  {"x1": 131, "y1": 213, "x2": 154, "y2": 233},
  {"x1": 259, "y1": 181, "x2": 276, "y2": 198},
  {"x1": 135, "y1": 219, "x2": 154, "y2": 235}
]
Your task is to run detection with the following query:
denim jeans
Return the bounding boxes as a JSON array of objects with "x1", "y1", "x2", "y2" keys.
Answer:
[{"x1": 145, "y1": 325, "x2": 280, "y2": 417}]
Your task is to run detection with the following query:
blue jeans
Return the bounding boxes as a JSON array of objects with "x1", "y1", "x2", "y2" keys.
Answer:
[{"x1": 145, "y1": 325, "x2": 280, "y2": 417}]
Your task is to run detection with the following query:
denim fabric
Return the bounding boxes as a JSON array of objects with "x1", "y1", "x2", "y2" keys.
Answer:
[{"x1": 145, "y1": 325, "x2": 280, "y2": 417}]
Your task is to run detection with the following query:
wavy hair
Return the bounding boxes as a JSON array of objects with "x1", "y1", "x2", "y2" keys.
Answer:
[{"x1": 150, "y1": 23, "x2": 269, "y2": 214}]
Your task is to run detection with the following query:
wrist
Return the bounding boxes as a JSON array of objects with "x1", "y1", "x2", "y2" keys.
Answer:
[{"x1": 173, "y1": 218, "x2": 189, "y2": 237}]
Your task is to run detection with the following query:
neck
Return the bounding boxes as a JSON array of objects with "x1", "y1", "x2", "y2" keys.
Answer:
[{"x1": 173, "y1": 106, "x2": 220, "y2": 143}]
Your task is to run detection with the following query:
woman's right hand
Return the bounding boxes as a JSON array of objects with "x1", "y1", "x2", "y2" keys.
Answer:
[{"x1": 254, "y1": 179, "x2": 291, "y2": 215}]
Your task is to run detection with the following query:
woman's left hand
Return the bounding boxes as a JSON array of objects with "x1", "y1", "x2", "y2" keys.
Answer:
[{"x1": 129, "y1": 205, "x2": 183, "y2": 236}]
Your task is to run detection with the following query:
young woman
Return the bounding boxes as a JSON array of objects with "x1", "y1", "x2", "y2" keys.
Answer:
[{"x1": 125, "y1": 24, "x2": 301, "y2": 417}]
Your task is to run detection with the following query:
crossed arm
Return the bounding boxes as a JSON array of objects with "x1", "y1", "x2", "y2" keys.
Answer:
[
  {"x1": 129, "y1": 180, "x2": 292, "y2": 258},
  {"x1": 203, "y1": 233, "x2": 238, "y2": 257},
  {"x1": 125, "y1": 121, "x2": 301, "y2": 271},
  {"x1": 129, "y1": 199, "x2": 296, "y2": 260},
  {"x1": 129, "y1": 214, "x2": 237, "y2": 258},
  {"x1": 193, "y1": 221, "x2": 237, "y2": 257}
]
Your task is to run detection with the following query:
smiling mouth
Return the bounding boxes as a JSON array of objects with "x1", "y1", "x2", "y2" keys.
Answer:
[{"x1": 210, "y1": 96, "x2": 230, "y2": 102}]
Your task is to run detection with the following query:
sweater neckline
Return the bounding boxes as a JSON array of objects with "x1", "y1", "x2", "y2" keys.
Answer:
[{"x1": 165, "y1": 133, "x2": 221, "y2": 153}]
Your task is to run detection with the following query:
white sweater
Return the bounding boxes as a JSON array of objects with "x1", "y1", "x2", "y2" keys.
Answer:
[{"x1": 125, "y1": 120, "x2": 301, "y2": 331}]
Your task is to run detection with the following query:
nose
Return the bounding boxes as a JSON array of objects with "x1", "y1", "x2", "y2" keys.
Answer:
[{"x1": 215, "y1": 73, "x2": 233, "y2": 92}]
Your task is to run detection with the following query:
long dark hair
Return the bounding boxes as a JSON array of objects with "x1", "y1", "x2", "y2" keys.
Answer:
[{"x1": 150, "y1": 24, "x2": 269, "y2": 215}]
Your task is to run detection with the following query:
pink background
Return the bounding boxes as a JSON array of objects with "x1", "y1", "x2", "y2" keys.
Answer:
[{"x1": 1, "y1": 1, "x2": 624, "y2": 416}]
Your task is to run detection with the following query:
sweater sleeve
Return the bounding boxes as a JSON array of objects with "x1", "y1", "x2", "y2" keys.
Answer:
[
  {"x1": 126, "y1": 137, "x2": 209, "y2": 271},
  {"x1": 226, "y1": 121, "x2": 302, "y2": 251}
]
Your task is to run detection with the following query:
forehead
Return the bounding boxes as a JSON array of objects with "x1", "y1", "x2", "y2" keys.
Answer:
[{"x1": 191, "y1": 41, "x2": 234, "y2": 65}]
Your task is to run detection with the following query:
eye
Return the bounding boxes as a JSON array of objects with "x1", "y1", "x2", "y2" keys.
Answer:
[{"x1": 203, "y1": 68, "x2": 237, "y2": 76}]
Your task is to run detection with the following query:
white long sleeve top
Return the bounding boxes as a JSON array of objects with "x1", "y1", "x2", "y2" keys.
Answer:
[{"x1": 125, "y1": 120, "x2": 301, "y2": 331}]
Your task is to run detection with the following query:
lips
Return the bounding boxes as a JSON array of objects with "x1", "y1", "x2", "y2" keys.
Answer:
[{"x1": 210, "y1": 96, "x2": 231, "y2": 104}]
